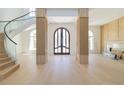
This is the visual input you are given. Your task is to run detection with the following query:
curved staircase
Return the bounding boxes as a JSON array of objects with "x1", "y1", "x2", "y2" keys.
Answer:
[{"x1": 0, "y1": 33, "x2": 19, "y2": 80}]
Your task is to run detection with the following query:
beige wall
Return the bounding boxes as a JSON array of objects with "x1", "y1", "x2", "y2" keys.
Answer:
[
  {"x1": 119, "y1": 17, "x2": 124, "y2": 40},
  {"x1": 101, "y1": 16, "x2": 124, "y2": 52}
]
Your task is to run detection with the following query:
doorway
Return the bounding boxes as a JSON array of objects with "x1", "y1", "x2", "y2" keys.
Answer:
[{"x1": 54, "y1": 27, "x2": 70, "y2": 55}]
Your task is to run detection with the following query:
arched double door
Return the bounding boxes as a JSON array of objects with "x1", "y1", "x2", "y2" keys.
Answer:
[{"x1": 54, "y1": 27, "x2": 70, "y2": 55}]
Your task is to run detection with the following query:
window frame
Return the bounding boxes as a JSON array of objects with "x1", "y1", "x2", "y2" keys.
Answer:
[{"x1": 89, "y1": 30, "x2": 95, "y2": 53}]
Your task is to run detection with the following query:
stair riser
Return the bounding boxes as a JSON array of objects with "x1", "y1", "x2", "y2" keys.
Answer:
[
  {"x1": 0, "y1": 62, "x2": 15, "y2": 71},
  {"x1": 0, "y1": 50, "x2": 5, "y2": 52},
  {"x1": 0, "y1": 58, "x2": 11, "y2": 63},
  {"x1": 0, "y1": 53, "x2": 7, "y2": 56},
  {"x1": 0, "y1": 55, "x2": 8, "y2": 58},
  {"x1": 0, "y1": 51, "x2": 6, "y2": 54},
  {"x1": 0, "y1": 46, "x2": 4, "y2": 48},
  {"x1": 0, "y1": 65, "x2": 20, "y2": 80},
  {"x1": 0, "y1": 61, "x2": 9, "y2": 64},
  {"x1": 0, "y1": 33, "x2": 20, "y2": 80},
  {"x1": 0, "y1": 42, "x2": 4, "y2": 44}
]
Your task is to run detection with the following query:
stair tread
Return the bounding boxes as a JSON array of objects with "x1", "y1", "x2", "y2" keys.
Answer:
[
  {"x1": 0, "y1": 64, "x2": 19, "y2": 75},
  {"x1": 0, "y1": 57, "x2": 10, "y2": 60},
  {"x1": 0, "y1": 55, "x2": 8, "y2": 58},
  {"x1": 0, "y1": 53, "x2": 8, "y2": 55},
  {"x1": 0, "y1": 51, "x2": 6, "y2": 54},
  {"x1": 0, "y1": 53, "x2": 7, "y2": 56},
  {"x1": 0, "y1": 55, "x2": 8, "y2": 57},
  {"x1": 0, "y1": 61, "x2": 14, "y2": 67},
  {"x1": 0, "y1": 54, "x2": 7, "y2": 56},
  {"x1": 0, "y1": 33, "x2": 19, "y2": 79},
  {"x1": 0, "y1": 50, "x2": 6, "y2": 53}
]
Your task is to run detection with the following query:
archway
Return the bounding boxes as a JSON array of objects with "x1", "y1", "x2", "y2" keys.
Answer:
[{"x1": 54, "y1": 27, "x2": 70, "y2": 55}]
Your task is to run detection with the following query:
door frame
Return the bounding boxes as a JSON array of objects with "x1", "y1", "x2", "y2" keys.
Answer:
[{"x1": 54, "y1": 27, "x2": 70, "y2": 55}]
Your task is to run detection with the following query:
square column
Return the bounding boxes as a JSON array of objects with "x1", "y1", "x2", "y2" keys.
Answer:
[
  {"x1": 77, "y1": 8, "x2": 89, "y2": 64},
  {"x1": 36, "y1": 8, "x2": 48, "y2": 64}
]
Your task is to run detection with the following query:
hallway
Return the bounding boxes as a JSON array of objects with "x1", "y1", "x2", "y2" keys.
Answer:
[{"x1": 0, "y1": 54, "x2": 124, "y2": 84}]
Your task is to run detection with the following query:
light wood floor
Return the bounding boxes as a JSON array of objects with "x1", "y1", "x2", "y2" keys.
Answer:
[{"x1": 0, "y1": 54, "x2": 124, "y2": 85}]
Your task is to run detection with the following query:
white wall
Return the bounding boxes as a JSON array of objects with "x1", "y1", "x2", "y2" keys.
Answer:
[
  {"x1": 0, "y1": 8, "x2": 30, "y2": 32},
  {"x1": 13, "y1": 27, "x2": 36, "y2": 54},
  {"x1": 13, "y1": 33, "x2": 22, "y2": 54},
  {"x1": 13, "y1": 22, "x2": 77, "y2": 56},
  {"x1": 89, "y1": 26, "x2": 101, "y2": 53},
  {"x1": 0, "y1": 8, "x2": 29, "y2": 21},
  {"x1": 48, "y1": 23, "x2": 77, "y2": 55},
  {"x1": 0, "y1": 8, "x2": 36, "y2": 54}
]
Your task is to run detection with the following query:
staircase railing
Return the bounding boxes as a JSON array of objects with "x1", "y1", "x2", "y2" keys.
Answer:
[{"x1": 3, "y1": 11, "x2": 36, "y2": 61}]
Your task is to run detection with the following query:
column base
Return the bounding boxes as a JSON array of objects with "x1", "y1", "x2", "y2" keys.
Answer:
[
  {"x1": 79, "y1": 55, "x2": 88, "y2": 64},
  {"x1": 36, "y1": 55, "x2": 47, "y2": 64}
]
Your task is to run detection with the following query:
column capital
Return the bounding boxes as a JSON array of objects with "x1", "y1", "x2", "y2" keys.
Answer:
[
  {"x1": 78, "y1": 8, "x2": 89, "y2": 17},
  {"x1": 36, "y1": 8, "x2": 46, "y2": 17}
]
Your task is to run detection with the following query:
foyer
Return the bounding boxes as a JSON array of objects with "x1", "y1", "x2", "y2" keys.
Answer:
[{"x1": 0, "y1": 8, "x2": 124, "y2": 84}]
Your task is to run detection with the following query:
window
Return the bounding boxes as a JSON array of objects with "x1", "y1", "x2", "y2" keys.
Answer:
[
  {"x1": 89, "y1": 30, "x2": 94, "y2": 52},
  {"x1": 29, "y1": 8, "x2": 35, "y2": 16},
  {"x1": 54, "y1": 27, "x2": 70, "y2": 55},
  {"x1": 29, "y1": 30, "x2": 36, "y2": 50}
]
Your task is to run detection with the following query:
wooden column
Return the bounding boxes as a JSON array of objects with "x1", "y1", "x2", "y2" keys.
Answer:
[
  {"x1": 36, "y1": 8, "x2": 48, "y2": 64},
  {"x1": 77, "y1": 8, "x2": 89, "y2": 64}
]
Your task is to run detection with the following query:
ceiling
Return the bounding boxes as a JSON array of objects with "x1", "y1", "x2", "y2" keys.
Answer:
[
  {"x1": 47, "y1": 8, "x2": 124, "y2": 25},
  {"x1": 1, "y1": 8, "x2": 124, "y2": 26},
  {"x1": 48, "y1": 16, "x2": 77, "y2": 23},
  {"x1": 47, "y1": 8, "x2": 78, "y2": 16},
  {"x1": 47, "y1": 9, "x2": 77, "y2": 23},
  {"x1": 89, "y1": 8, "x2": 124, "y2": 25}
]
